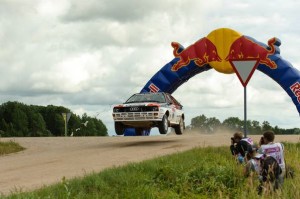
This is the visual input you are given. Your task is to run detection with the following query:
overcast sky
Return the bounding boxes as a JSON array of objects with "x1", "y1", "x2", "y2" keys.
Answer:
[{"x1": 0, "y1": 0, "x2": 299, "y2": 136}]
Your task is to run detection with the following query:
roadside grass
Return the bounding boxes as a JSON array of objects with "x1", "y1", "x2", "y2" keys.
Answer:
[
  {"x1": 3, "y1": 143, "x2": 300, "y2": 199},
  {"x1": 0, "y1": 140, "x2": 25, "y2": 156}
]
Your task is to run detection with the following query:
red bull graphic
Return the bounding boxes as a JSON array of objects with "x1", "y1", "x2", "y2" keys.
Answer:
[
  {"x1": 171, "y1": 37, "x2": 222, "y2": 71},
  {"x1": 225, "y1": 36, "x2": 278, "y2": 69},
  {"x1": 290, "y1": 81, "x2": 300, "y2": 103}
]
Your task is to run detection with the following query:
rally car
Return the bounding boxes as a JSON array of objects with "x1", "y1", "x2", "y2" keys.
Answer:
[{"x1": 112, "y1": 92, "x2": 185, "y2": 135}]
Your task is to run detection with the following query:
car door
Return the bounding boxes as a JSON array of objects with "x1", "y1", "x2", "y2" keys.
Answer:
[
  {"x1": 169, "y1": 94, "x2": 183, "y2": 124},
  {"x1": 165, "y1": 94, "x2": 178, "y2": 124}
]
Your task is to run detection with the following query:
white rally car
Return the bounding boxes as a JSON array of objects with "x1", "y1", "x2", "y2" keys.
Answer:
[{"x1": 112, "y1": 92, "x2": 185, "y2": 135}]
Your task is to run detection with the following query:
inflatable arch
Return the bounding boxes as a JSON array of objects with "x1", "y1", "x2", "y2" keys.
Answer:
[
  {"x1": 123, "y1": 28, "x2": 299, "y2": 135},
  {"x1": 139, "y1": 28, "x2": 300, "y2": 132}
]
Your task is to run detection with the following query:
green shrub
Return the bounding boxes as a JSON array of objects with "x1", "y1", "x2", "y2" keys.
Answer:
[{"x1": 0, "y1": 140, "x2": 24, "y2": 155}]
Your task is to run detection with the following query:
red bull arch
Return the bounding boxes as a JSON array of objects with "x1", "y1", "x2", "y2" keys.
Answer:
[{"x1": 141, "y1": 28, "x2": 300, "y2": 121}]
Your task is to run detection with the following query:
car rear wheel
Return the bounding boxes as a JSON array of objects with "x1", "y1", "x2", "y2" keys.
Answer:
[
  {"x1": 115, "y1": 122, "x2": 125, "y2": 135},
  {"x1": 135, "y1": 128, "x2": 143, "y2": 136},
  {"x1": 159, "y1": 114, "x2": 168, "y2": 134},
  {"x1": 174, "y1": 117, "x2": 184, "y2": 135}
]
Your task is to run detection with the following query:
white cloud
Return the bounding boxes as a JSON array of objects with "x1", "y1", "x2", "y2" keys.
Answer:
[{"x1": 36, "y1": 0, "x2": 70, "y2": 17}]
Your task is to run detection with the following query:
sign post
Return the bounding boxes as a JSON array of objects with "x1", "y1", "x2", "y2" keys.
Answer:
[
  {"x1": 229, "y1": 59, "x2": 259, "y2": 137},
  {"x1": 62, "y1": 113, "x2": 72, "y2": 136}
]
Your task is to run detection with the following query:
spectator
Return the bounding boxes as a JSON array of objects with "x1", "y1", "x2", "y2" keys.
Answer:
[
  {"x1": 258, "y1": 130, "x2": 285, "y2": 186},
  {"x1": 244, "y1": 145, "x2": 260, "y2": 177},
  {"x1": 230, "y1": 131, "x2": 254, "y2": 163},
  {"x1": 256, "y1": 154, "x2": 282, "y2": 194}
]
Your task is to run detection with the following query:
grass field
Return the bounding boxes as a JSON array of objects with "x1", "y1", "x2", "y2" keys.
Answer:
[
  {"x1": 2, "y1": 142, "x2": 300, "y2": 199},
  {"x1": 0, "y1": 140, "x2": 25, "y2": 156}
]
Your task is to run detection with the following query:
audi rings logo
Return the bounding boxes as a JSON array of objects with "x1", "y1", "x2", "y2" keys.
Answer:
[{"x1": 130, "y1": 107, "x2": 139, "y2": 111}]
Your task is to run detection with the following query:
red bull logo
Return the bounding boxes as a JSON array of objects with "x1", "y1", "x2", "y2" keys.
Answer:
[
  {"x1": 171, "y1": 37, "x2": 222, "y2": 71},
  {"x1": 225, "y1": 36, "x2": 278, "y2": 69},
  {"x1": 170, "y1": 28, "x2": 279, "y2": 73},
  {"x1": 290, "y1": 81, "x2": 300, "y2": 103}
]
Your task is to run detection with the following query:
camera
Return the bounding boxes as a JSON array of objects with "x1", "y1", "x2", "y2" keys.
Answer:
[
  {"x1": 231, "y1": 137, "x2": 235, "y2": 143},
  {"x1": 260, "y1": 136, "x2": 264, "y2": 145}
]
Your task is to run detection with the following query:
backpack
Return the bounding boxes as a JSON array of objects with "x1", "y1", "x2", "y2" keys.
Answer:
[
  {"x1": 260, "y1": 156, "x2": 282, "y2": 183},
  {"x1": 257, "y1": 155, "x2": 283, "y2": 194}
]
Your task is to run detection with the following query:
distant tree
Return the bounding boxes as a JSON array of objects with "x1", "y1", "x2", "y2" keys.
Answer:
[
  {"x1": 273, "y1": 125, "x2": 282, "y2": 135},
  {"x1": 191, "y1": 114, "x2": 207, "y2": 132},
  {"x1": 40, "y1": 105, "x2": 69, "y2": 136},
  {"x1": 0, "y1": 101, "x2": 108, "y2": 137},
  {"x1": 0, "y1": 101, "x2": 28, "y2": 136},
  {"x1": 190, "y1": 115, "x2": 221, "y2": 133},
  {"x1": 206, "y1": 117, "x2": 221, "y2": 133},
  {"x1": 294, "y1": 128, "x2": 300, "y2": 134},
  {"x1": 189, "y1": 114, "x2": 297, "y2": 135},
  {"x1": 251, "y1": 120, "x2": 262, "y2": 134},
  {"x1": 68, "y1": 114, "x2": 82, "y2": 136},
  {"x1": 27, "y1": 111, "x2": 48, "y2": 136},
  {"x1": 75, "y1": 113, "x2": 108, "y2": 136},
  {"x1": 222, "y1": 117, "x2": 243, "y2": 131},
  {"x1": 0, "y1": 119, "x2": 8, "y2": 132},
  {"x1": 262, "y1": 121, "x2": 272, "y2": 131},
  {"x1": 94, "y1": 118, "x2": 108, "y2": 136},
  {"x1": 11, "y1": 106, "x2": 28, "y2": 136},
  {"x1": 281, "y1": 128, "x2": 296, "y2": 135},
  {"x1": 0, "y1": 119, "x2": 9, "y2": 136}
]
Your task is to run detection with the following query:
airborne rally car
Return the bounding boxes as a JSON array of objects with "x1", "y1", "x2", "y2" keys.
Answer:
[{"x1": 112, "y1": 92, "x2": 185, "y2": 135}]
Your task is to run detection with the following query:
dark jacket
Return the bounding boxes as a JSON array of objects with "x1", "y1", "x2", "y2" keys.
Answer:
[{"x1": 230, "y1": 139, "x2": 252, "y2": 157}]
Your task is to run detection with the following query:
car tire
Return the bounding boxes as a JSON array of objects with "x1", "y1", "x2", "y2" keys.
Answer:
[
  {"x1": 115, "y1": 122, "x2": 125, "y2": 135},
  {"x1": 135, "y1": 128, "x2": 143, "y2": 136},
  {"x1": 159, "y1": 114, "x2": 168, "y2": 134},
  {"x1": 174, "y1": 117, "x2": 184, "y2": 135}
]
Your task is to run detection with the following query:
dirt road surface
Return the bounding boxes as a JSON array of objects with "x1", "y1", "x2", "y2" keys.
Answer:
[{"x1": 1, "y1": 133, "x2": 299, "y2": 195}]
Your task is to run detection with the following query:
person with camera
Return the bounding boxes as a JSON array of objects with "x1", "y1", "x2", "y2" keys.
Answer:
[
  {"x1": 257, "y1": 130, "x2": 285, "y2": 186},
  {"x1": 230, "y1": 131, "x2": 254, "y2": 163}
]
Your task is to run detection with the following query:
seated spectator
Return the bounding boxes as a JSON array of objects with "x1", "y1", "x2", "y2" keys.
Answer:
[
  {"x1": 230, "y1": 131, "x2": 254, "y2": 163},
  {"x1": 244, "y1": 145, "x2": 260, "y2": 177},
  {"x1": 258, "y1": 130, "x2": 285, "y2": 186},
  {"x1": 256, "y1": 154, "x2": 282, "y2": 195}
]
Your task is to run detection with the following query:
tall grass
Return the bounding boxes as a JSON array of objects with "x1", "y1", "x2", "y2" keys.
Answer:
[
  {"x1": 0, "y1": 140, "x2": 25, "y2": 156},
  {"x1": 3, "y1": 143, "x2": 300, "y2": 199}
]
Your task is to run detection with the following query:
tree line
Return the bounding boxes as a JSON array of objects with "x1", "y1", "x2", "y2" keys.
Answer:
[
  {"x1": 0, "y1": 101, "x2": 108, "y2": 137},
  {"x1": 188, "y1": 114, "x2": 300, "y2": 135}
]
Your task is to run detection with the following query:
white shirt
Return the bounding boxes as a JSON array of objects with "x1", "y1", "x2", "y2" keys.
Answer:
[{"x1": 259, "y1": 142, "x2": 285, "y2": 170}]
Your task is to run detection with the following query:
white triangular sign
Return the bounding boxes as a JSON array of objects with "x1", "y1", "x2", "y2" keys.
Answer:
[
  {"x1": 229, "y1": 59, "x2": 259, "y2": 87},
  {"x1": 66, "y1": 113, "x2": 71, "y2": 122}
]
